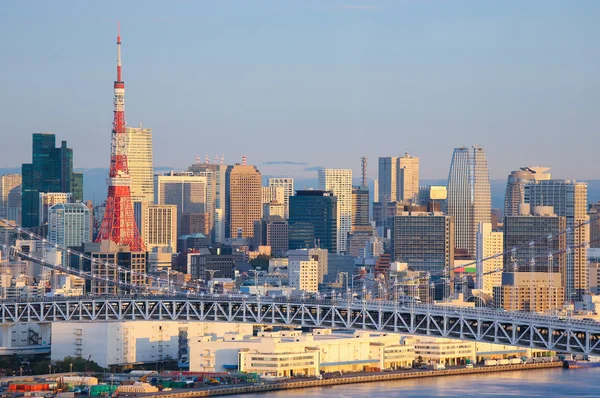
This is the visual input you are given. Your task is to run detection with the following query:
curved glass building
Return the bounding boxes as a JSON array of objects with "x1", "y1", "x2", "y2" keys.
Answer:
[{"x1": 447, "y1": 146, "x2": 491, "y2": 256}]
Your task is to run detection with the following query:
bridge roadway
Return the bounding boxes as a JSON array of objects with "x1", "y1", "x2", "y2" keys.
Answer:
[{"x1": 2, "y1": 294, "x2": 600, "y2": 355}]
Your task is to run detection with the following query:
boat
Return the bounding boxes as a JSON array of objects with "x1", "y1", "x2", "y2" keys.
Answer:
[{"x1": 563, "y1": 360, "x2": 600, "y2": 369}]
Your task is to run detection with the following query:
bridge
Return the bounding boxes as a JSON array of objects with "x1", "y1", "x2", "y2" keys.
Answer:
[{"x1": 2, "y1": 295, "x2": 600, "y2": 356}]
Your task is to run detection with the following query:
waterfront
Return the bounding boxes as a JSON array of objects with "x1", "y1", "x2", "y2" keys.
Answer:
[{"x1": 240, "y1": 368, "x2": 600, "y2": 397}]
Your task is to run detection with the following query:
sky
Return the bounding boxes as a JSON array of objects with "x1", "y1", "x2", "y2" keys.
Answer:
[{"x1": 1, "y1": 1, "x2": 599, "y2": 181}]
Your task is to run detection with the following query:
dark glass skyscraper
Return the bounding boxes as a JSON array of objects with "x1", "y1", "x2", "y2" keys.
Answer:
[
  {"x1": 289, "y1": 190, "x2": 337, "y2": 253},
  {"x1": 21, "y1": 133, "x2": 81, "y2": 227}
]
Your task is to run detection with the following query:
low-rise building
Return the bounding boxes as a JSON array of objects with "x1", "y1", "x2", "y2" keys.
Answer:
[
  {"x1": 412, "y1": 336, "x2": 476, "y2": 366},
  {"x1": 51, "y1": 321, "x2": 253, "y2": 368},
  {"x1": 189, "y1": 329, "x2": 414, "y2": 377}
]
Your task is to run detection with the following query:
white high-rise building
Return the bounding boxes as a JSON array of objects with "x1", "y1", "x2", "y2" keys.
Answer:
[
  {"x1": 504, "y1": 167, "x2": 551, "y2": 217},
  {"x1": 268, "y1": 178, "x2": 294, "y2": 219},
  {"x1": 261, "y1": 186, "x2": 286, "y2": 218},
  {"x1": 288, "y1": 248, "x2": 328, "y2": 284},
  {"x1": 125, "y1": 126, "x2": 154, "y2": 204},
  {"x1": 397, "y1": 153, "x2": 419, "y2": 203},
  {"x1": 47, "y1": 203, "x2": 91, "y2": 248},
  {"x1": 39, "y1": 192, "x2": 72, "y2": 226},
  {"x1": 475, "y1": 222, "x2": 503, "y2": 293},
  {"x1": 134, "y1": 202, "x2": 177, "y2": 252},
  {"x1": 318, "y1": 169, "x2": 352, "y2": 253},
  {"x1": 447, "y1": 146, "x2": 491, "y2": 256}
]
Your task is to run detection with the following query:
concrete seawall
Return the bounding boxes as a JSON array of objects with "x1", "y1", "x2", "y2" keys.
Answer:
[{"x1": 155, "y1": 362, "x2": 563, "y2": 398}]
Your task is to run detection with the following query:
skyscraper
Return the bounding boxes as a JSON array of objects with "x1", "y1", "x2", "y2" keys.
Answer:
[
  {"x1": 188, "y1": 162, "x2": 225, "y2": 243},
  {"x1": 268, "y1": 178, "x2": 294, "y2": 219},
  {"x1": 318, "y1": 169, "x2": 352, "y2": 253},
  {"x1": 39, "y1": 192, "x2": 72, "y2": 226},
  {"x1": 447, "y1": 146, "x2": 491, "y2": 256},
  {"x1": 22, "y1": 134, "x2": 80, "y2": 228},
  {"x1": 0, "y1": 174, "x2": 22, "y2": 224},
  {"x1": 397, "y1": 152, "x2": 419, "y2": 203},
  {"x1": 134, "y1": 202, "x2": 177, "y2": 252},
  {"x1": 289, "y1": 190, "x2": 337, "y2": 253},
  {"x1": 125, "y1": 125, "x2": 154, "y2": 204},
  {"x1": 48, "y1": 203, "x2": 91, "y2": 248},
  {"x1": 154, "y1": 172, "x2": 210, "y2": 238},
  {"x1": 504, "y1": 167, "x2": 551, "y2": 217},
  {"x1": 352, "y1": 186, "x2": 370, "y2": 227},
  {"x1": 377, "y1": 157, "x2": 397, "y2": 203},
  {"x1": 524, "y1": 180, "x2": 589, "y2": 301},
  {"x1": 475, "y1": 222, "x2": 504, "y2": 293},
  {"x1": 225, "y1": 164, "x2": 262, "y2": 239}
]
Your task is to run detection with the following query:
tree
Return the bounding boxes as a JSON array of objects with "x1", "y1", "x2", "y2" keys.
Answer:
[{"x1": 250, "y1": 255, "x2": 271, "y2": 270}]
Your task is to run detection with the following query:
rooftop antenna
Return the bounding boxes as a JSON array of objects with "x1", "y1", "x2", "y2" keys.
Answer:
[
  {"x1": 221, "y1": 154, "x2": 224, "y2": 165},
  {"x1": 214, "y1": 154, "x2": 219, "y2": 164},
  {"x1": 242, "y1": 156, "x2": 247, "y2": 166},
  {"x1": 205, "y1": 154, "x2": 209, "y2": 164},
  {"x1": 195, "y1": 155, "x2": 200, "y2": 164}
]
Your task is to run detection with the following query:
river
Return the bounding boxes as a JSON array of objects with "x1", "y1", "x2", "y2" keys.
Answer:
[{"x1": 237, "y1": 368, "x2": 600, "y2": 397}]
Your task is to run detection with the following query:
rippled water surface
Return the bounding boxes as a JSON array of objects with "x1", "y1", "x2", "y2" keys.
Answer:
[{"x1": 237, "y1": 368, "x2": 600, "y2": 397}]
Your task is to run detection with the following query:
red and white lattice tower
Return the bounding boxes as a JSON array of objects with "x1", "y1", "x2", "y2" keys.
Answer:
[{"x1": 95, "y1": 25, "x2": 146, "y2": 252}]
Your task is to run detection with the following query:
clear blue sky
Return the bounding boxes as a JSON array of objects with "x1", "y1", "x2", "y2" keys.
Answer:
[{"x1": 1, "y1": 1, "x2": 599, "y2": 180}]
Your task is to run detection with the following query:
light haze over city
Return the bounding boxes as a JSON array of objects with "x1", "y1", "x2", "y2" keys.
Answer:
[{"x1": 1, "y1": 1, "x2": 599, "y2": 180}]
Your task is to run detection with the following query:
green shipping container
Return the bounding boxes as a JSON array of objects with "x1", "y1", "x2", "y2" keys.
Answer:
[{"x1": 90, "y1": 385, "x2": 118, "y2": 396}]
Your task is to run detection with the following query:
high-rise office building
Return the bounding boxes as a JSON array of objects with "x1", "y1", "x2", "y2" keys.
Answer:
[
  {"x1": 392, "y1": 212, "x2": 454, "y2": 274},
  {"x1": 268, "y1": 178, "x2": 294, "y2": 219},
  {"x1": 397, "y1": 153, "x2": 419, "y2": 203},
  {"x1": 504, "y1": 167, "x2": 551, "y2": 217},
  {"x1": 589, "y1": 202, "x2": 600, "y2": 249},
  {"x1": 503, "y1": 205, "x2": 566, "y2": 275},
  {"x1": 253, "y1": 217, "x2": 289, "y2": 256},
  {"x1": 125, "y1": 126, "x2": 154, "y2": 203},
  {"x1": 48, "y1": 203, "x2": 91, "y2": 248},
  {"x1": 155, "y1": 172, "x2": 210, "y2": 237},
  {"x1": 134, "y1": 202, "x2": 177, "y2": 252},
  {"x1": 377, "y1": 157, "x2": 397, "y2": 203},
  {"x1": 0, "y1": 174, "x2": 22, "y2": 224},
  {"x1": 352, "y1": 186, "x2": 370, "y2": 228},
  {"x1": 84, "y1": 241, "x2": 146, "y2": 295},
  {"x1": 225, "y1": 164, "x2": 262, "y2": 239},
  {"x1": 418, "y1": 185, "x2": 447, "y2": 212},
  {"x1": 289, "y1": 190, "x2": 337, "y2": 253},
  {"x1": 447, "y1": 146, "x2": 491, "y2": 256},
  {"x1": 318, "y1": 169, "x2": 352, "y2": 253},
  {"x1": 188, "y1": 162, "x2": 225, "y2": 243},
  {"x1": 39, "y1": 192, "x2": 72, "y2": 226},
  {"x1": 524, "y1": 180, "x2": 589, "y2": 301},
  {"x1": 262, "y1": 186, "x2": 285, "y2": 218},
  {"x1": 22, "y1": 134, "x2": 81, "y2": 227},
  {"x1": 475, "y1": 222, "x2": 503, "y2": 293}
]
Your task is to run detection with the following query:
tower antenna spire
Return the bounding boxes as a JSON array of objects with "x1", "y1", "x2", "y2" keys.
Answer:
[{"x1": 96, "y1": 24, "x2": 146, "y2": 252}]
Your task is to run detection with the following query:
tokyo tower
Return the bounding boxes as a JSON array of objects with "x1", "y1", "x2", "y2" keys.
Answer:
[{"x1": 95, "y1": 25, "x2": 146, "y2": 252}]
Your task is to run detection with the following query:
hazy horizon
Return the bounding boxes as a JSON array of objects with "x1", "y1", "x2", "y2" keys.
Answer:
[{"x1": 2, "y1": 1, "x2": 599, "y2": 181}]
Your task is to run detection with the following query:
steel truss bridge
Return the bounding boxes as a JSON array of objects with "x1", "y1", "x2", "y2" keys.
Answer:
[{"x1": 2, "y1": 295, "x2": 600, "y2": 356}]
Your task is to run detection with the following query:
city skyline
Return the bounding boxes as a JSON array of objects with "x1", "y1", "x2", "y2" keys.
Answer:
[{"x1": 1, "y1": 1, "x2": 600, "y2": 180}]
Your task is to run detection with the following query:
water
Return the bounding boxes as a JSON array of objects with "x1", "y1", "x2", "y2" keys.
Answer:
[{"x1": 238, "y1": 368, "x2": 600, "y2": 397}]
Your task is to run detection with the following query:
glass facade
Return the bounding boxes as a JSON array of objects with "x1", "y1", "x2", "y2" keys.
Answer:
[
  {"x1": 447, "y1": 146, "x2": 491, "y2": 255},
  {"x1": 289, "y1": 190, "x2": 337, "y2": 253},
  {"x1": 21, "y1": 134, "x2": 80, "y2": 227}
]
